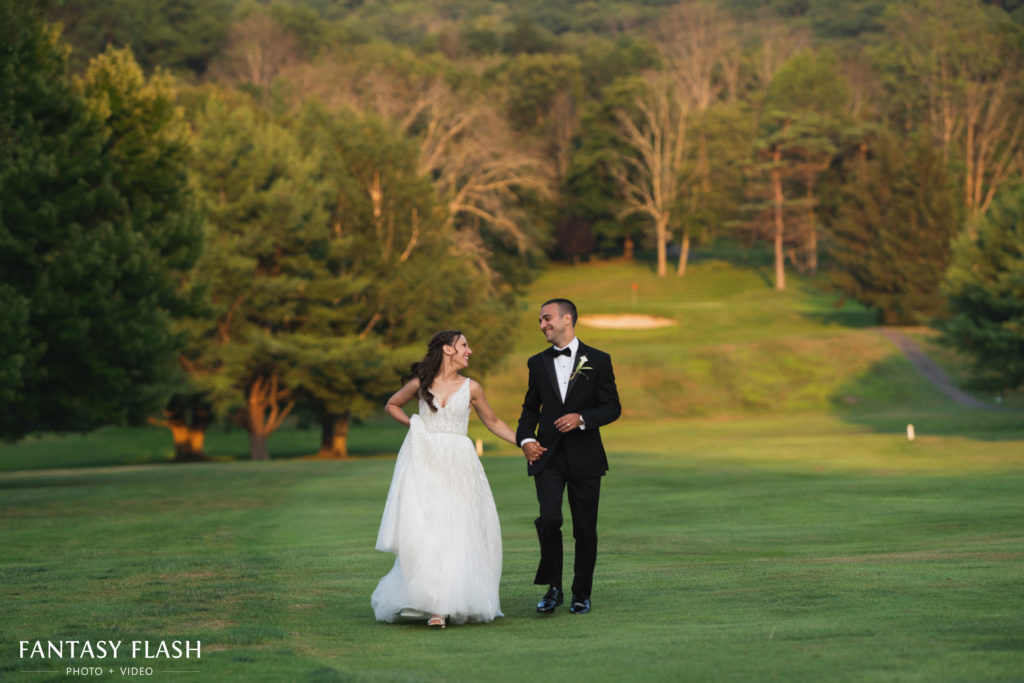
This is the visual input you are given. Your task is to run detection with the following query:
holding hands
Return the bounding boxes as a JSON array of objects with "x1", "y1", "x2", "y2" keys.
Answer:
[
  {"x1": 522, "y1": 441, "x2": 546, "y2": 464},
  {"x1": 522, "y1": 412, "x2": 584, "y2": 464}
]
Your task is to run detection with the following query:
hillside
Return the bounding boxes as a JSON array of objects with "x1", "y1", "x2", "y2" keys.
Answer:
[
  {"x1": 474, "y1": 257, "x2": 1012, "y2": 429},
  {"x1": 3, "y1": 256, "x2": 1019, "y2": 472}
]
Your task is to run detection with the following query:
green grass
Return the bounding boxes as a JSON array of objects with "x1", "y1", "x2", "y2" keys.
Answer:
[
  {"x1": 3, "y1": 257, "x2": 1023, "y2": 681},
  {"x1": 2, "y1": 421, "x2": 1023, "y2": 681},
  {"x1": 479, "y1": 258, "x2": 1023, "y2": 422}
]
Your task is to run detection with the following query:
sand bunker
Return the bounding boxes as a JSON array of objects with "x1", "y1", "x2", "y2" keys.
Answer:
[{"x1": 577, "y1": 314, "x2": 677, "y2": 330}]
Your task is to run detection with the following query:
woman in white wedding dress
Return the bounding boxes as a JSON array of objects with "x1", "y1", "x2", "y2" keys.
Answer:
[{"x1": 372, "y1": 330, "x2": 517, "y2": 628}]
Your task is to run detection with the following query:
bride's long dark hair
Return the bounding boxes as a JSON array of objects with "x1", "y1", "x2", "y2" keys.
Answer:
[{"x1": 402, "y1": 330, "x2": 463, "y2": 412}]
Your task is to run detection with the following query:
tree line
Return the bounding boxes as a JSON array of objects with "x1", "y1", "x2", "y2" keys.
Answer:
[{"x1": 2, "y1": 0, "x2": 1021, "y2": 457}]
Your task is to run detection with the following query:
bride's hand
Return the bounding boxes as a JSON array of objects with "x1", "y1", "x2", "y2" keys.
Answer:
[{"x1": 522, "y1": 441, "x2": 545, "y2": 464}]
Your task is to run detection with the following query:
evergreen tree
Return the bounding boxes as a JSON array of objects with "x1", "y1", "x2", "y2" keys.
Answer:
[
  {"x1": 829, "y1": 132, "x2": 962, "y2": 324},
  {"x1": 184, "y1": 98, "x2": 518, "y2": 459},
  {"x1": 746, "y1": 49, "x2": 850, "y2": 290},
  {"x1": 937, "y1": 185, "x2": 1024, "y2": 392},
  {"x1": 294, "y1": 105, "x2": 518, "y2": 457},
  {"x1": 183, "y1": 94, "x2": 335, "y2": 460},
  {"x1": 0, "y1": 2, "x2": 200, "y2": 439}
]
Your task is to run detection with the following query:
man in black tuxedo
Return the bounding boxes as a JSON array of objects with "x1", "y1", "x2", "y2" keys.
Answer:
[{"x1": 517, "y1": 298, "x2": 621, "y2": 615}]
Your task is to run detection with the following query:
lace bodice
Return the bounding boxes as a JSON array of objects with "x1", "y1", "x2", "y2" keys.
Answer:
[{"x1": 417, "y1": 377, "x2": 471, "y2": 435}]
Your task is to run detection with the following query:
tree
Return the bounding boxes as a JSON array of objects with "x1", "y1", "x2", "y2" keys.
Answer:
[
  {"x1": 877, "y1": 0, "x2": 1024, "y2": 220},
  {"x1": 184, "y1": 96, "x2": 519, "y2": 459},
  {"x1": 0, "y1": 3, "x2": 200, "y2": 440},
  {"x1": 293, "y1": 105, "x2": 519, "y2": 457},
  {"x1": 746, "y1": 49, "x2": 849, "y2": 289},
  {"x1": 210, "y1": 12, "x2": 302, "y2": 88},
  {"x1": 937, "y1": 184, "x2": 1024, "y2": 392},
  {"x1": 47, "y1": 0, "x2": 233, "y2": 76},
  {"x1": 830, "y1": 131, "x2": 962, "y2": 324},
  {"x1": 611, "y1": 74, "x2": 694, "y2": 277},
  {"x1": 565, "y1": 77, "x2": 651, "y2": 259},
  {"x1": 183, "y1": 93, "x2": 337, "y2": 460},
  {"x1": 502, "y1": 53, "x2": 584, "y2": 184},
  {"x1": 656, "y1": 0, "x2": 742, "y2": 275},
  {"x1": 283, "y1": 50, "x2": 550, "y2": 289}
]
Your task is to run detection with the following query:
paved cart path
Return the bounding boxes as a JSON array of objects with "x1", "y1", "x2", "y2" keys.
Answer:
[{"x1": 876, "y1": 328, "x2": 999, "y2": 410}]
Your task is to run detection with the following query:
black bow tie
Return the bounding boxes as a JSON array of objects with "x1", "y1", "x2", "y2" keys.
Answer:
[{"x1": 551, "y1": 347, "x2": 572, "y2": 357}]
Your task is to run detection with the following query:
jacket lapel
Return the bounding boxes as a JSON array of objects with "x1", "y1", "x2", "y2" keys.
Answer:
[
  {"x1": 542, "y1": 352, "x2": 563, "y2": 404},
  {"x1": 564, "y1": 343, "x2": 588, "y2": 403}
]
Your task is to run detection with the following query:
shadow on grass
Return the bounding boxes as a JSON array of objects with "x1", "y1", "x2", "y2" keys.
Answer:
[
  {"x1": 628, "y1": 240, "x2": 778, "y2": 287},
  {"x1": 0, "y1": 419, "x2": 409, "y2": 473},
  {"x1": 831, "y1": 354, "x2": 1024, "y2": 441},
  {"x1": 794, "y1": 281, "x2": 879, "y2": 329}
]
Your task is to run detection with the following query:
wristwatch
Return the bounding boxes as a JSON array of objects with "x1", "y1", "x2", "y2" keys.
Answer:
[{"x1": 578, "y1": 414, "x2": 586, "y2": 430}]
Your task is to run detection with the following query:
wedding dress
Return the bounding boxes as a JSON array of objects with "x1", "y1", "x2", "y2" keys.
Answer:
[{"x1": 371, "y1": 377, "x2": 504, "y2": 624}]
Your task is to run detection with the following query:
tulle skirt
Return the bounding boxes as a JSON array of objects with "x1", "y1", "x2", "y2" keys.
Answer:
[{"x1": 371, "y1": 415, "x2": 503, "y2": 624}]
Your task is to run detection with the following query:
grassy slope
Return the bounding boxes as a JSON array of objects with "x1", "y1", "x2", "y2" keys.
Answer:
[{"x1": 3, "y1": 257, "x2": 1018, "y2": 472}]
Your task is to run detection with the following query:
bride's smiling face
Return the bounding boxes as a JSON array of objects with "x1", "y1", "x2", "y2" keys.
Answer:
[{"x1": 446, "y1": 335, "x2": 473, "y2": 369}]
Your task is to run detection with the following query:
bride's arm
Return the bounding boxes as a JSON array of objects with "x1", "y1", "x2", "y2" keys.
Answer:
[
  {"x1": 469, "y1": 379, "x2": 516, "y2": 446},
  {"x1": 385, "y1": 378, "x2": 420, "y2": 427}
]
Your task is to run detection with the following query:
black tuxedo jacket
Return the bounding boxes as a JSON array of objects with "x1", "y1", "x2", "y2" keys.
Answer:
[{"x1": 516, "y1": 341, "x2": 621, "y2": 478}]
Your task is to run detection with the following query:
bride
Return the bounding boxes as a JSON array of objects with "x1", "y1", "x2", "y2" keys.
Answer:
[{"x1": 371, "y1": 330, "x2": 517, "y2": 628}]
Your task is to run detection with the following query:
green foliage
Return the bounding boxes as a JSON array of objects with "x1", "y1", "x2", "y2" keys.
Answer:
[
  {"x1": 48, "y1": 0, "x2": 233, "y2": 75},
  {"x1": 78, "y1": 46, "x2": 203, "y2": 297},
  {"x1": 502, "y1": 53, "x2": 583, "y2": 130},
  {"x1": 873, "y1": 0, "x2": 1021, "y2": 145},
  {"x1": 830, "y1": 132, "x2": 962, "y2": 324},
  {"x1": 565, "y1": 77, "x2": 649, "y2": 255},
  {"x1": 764, "y1": 49, "x2": 850, "y2": 119},
  {"x1": 938, "y1": 184, "x2": 1024, "y2": 391},
  {"x1": 574, "y1": 34, "x2": 661, "y2": 99},
  {"x1": 184, "y1": 93, "x2": 338, "y2": 423},
  {"x1": 0, "y1": 3, "x2": 201, "y2": 439},
  {"x1": 183, "y1": 95, "x2": 519, "y2": 455}
]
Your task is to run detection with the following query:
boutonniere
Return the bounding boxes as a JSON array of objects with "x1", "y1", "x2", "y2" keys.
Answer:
[{"x1": 570, "y1": 354, "x2": 592, "y2": 381}]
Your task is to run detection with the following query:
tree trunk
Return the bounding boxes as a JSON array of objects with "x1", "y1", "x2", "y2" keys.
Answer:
[
  {"x1": 771, "y1": 146, "x2": 786, "y2": 291},
  {"x1": 166, "y1": 419, "x2": 192, "y2": 461},
  {"x1": 185, "y1": 427, "x2": 207, "y2": 461},
  {"x1": 244, "y1": 372, "x2": 294, "y2": 461},
  {"x1": 315, "y1": 412, "x2": 351, "y2": 459},
  {"x1": 676, "y1": 227, "x2": 691, "y2": 277},
  {"x1": 183, "y1": 402, "x2": 211, "y2": 462},
  {"x1": 150, "y1": 398, "x2": 210, "y2": 462},
  {"x1": 656, "y1": 216, "x2": 668, "y2": 277},
  {"x1": 249, "y1": 432, "x2": 270, "y2": 461},
  {"x1": 806, "y1": 181, "x2": 817, "y2": 276},
  {"x1": 623, "y1": 235, "x2": 635, "y2": 260}
]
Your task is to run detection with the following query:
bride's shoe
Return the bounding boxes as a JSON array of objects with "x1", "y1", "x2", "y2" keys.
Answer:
[{"x1": 427, "y1": 615, "x2": 446, "y2": 629}]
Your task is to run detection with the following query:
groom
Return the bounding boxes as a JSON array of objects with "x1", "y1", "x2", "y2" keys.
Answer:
[{"x1": 517, "y1": 298, "x2": 621, "y2": 615}]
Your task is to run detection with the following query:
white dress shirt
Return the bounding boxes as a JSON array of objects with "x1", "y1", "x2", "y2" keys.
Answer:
[
  {"x1": 552, "y1": 336, "x2": 580, "y2": 402},
  {"x1": 520, "y1": 336, "x2": 582, "y2": 447}
]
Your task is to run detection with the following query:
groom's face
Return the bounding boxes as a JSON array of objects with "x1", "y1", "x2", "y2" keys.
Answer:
[{"x1": 539, "y1": 303, "x2": 572, "y2": 347}]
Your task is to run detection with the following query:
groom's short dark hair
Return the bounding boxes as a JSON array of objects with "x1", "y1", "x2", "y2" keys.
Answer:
[{"x1": 543, "y1": 298, "x2": 578, "y2": 326}]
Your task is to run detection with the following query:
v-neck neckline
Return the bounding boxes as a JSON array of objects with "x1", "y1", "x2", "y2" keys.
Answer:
[{"x1": 433, "y1": 376, "x2": 468, "y2": 409}]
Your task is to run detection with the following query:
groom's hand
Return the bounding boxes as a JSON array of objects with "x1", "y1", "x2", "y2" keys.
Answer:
[
  {"x1": 554, "y1": 413, "x2": 584, "y2": 432},
  {"x1": 522, "y1": 441, "x2": 546, "y2": 464}
]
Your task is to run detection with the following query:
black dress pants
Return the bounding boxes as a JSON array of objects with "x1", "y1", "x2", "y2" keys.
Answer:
[{"x1": 533, "y1": 445, "x2": 602, "y2": 599}]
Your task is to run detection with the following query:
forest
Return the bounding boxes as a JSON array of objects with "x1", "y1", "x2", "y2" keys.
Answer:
[{"x1": 2, "y1": 0, "x2": 1023, "y2": 457}]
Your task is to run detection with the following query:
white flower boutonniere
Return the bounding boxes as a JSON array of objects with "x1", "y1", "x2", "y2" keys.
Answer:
[{"x1": 570, "y1": 354, "x2": 592, "y2": 381}]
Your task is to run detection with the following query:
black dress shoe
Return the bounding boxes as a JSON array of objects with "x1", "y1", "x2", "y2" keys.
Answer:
[
  {"x1": 536, "y1": 586, "x2": 563, "y2": 614},
  {"x1": 569, "y1": 595, "x2": 591, "y2": 614}
]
